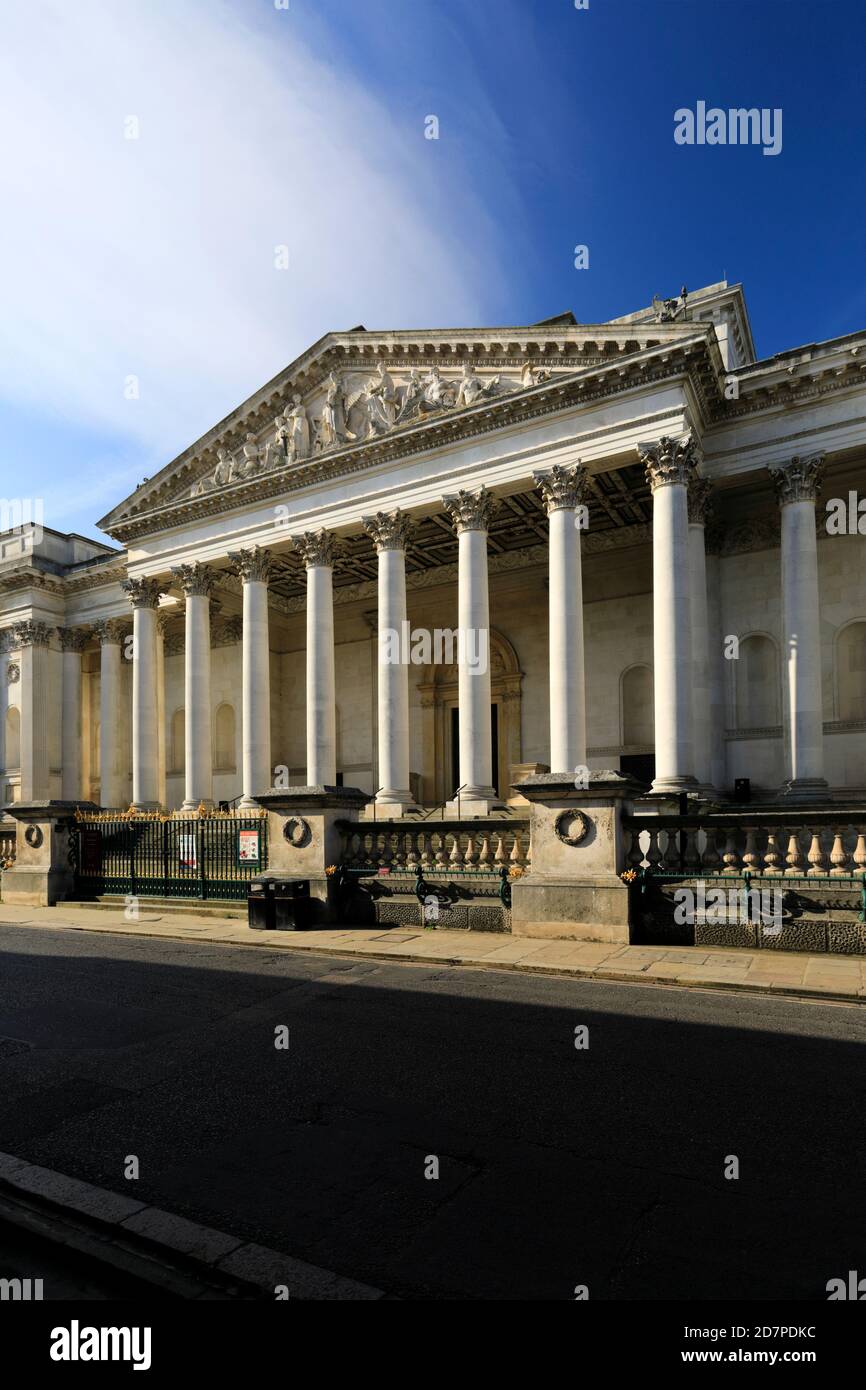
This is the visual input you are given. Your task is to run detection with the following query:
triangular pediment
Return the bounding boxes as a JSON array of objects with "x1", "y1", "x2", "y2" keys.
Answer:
[{"x1": 99, "y1": 307, "x2": 727, "y2": 539}]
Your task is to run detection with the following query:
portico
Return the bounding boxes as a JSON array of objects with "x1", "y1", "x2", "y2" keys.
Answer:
[{"x1": 2, "y1": 280, "x2": 865, "y2": 835}]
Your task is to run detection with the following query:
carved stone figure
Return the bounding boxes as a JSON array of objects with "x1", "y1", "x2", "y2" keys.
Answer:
[
  {"x1": 365, "y1": 363, "x2": 397, "y2": 435},
  {"x1": 319, "y1": 371, "x2": 348, "y2": 450},
  {"x1": 521, "y1": 361, "x2": 551, "y2": 389},
  {"x1": 240, "y1": 432, "x2": 262, "y2": 477},
  {"x1": 286, "y1": 395, "x2": 311, "y2": 461},
  {"x1": 212, "y1": 448, "x2": 233, "y2": 486},
  {"x1": 455, "y1": 363, "x2": 500, "y2": 409},
  {"x1": 265, "y1": 416, "x2": 288, "y2": 470},
  {"x1": 395, "y1": 368, "x2": 423, "y2": 424},
  {"x1": 420, "y1": 366, "x2": 456, "y2": 413}
]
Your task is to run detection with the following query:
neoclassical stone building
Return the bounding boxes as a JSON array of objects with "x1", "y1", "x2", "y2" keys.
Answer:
[{"x1": 2, "y1": 280, "x2": 865, "y2": 823}]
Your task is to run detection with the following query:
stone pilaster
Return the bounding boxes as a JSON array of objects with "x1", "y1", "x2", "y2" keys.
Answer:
[
  {"x1": 57, "y1": 626, "x2": 91, "y2": 801},
  {"x1": 534, "y1": 464, "x2": 588, "y2": 776},
  {"x1": 686, "y1": 475, "x2": 714, "y2": 792},
  {"x1": 14, "y1": 620, "x2": 54, "y2": 801},
  {"x1": 769, "y1": 454, "x2": 828, "y2": 799},
  {"x1": 93, "y1": 619, "x2": 127, "y2": 809}
]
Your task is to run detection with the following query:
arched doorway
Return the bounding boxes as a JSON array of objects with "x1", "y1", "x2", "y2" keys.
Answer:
[{"x1": 418, "y1": 629, "x2": 523, "y2": 805}]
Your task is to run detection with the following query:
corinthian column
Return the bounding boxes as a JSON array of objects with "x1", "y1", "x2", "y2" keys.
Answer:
[
  {"x1": 362, "y1": 509, "x2": 417, "y2": 814},
  {"x1": 228, "y1": 546, "x2": 273, "y2": 806},
  {"x1": 442, "y1": 486, "x2": 500, "y2": 814},
  {"x1": 0, "y1": 629, "x2": 12, "y2": 780},
  {"x1": 639, "y1": 433, "x2": 700, "y2": 794},
  {"x1": 769, "y1": 455, "x2": 828, "y2": 799},
  {"x1": 14, "y1": 621, "x2": 54, "y2": 800},
  {"x1": 534, "y1": 463, "x2": 588, "y2": 775},
  {"x1": 93, "y1": 619, "x2": 127, "y2": 808},
  {"x1": 171, "y1": 563, "x2": 217, "y2": 809},
  {"x1": 687, "y1": 476, "x2": 714, "y2": 791},
  {"x1": 122, "y1": 577, "x2": 165, "y2": 809},
  {"x1": 57, "y1": 626, "x2": 90, "y2": 801},
  {"x1": 294, "y1": 531, "x2": 337, "y2": 786}
]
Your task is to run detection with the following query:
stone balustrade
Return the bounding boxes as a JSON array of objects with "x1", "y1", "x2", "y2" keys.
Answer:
[
  {"x1": 624, "y1": 810, "x2": 866, "y2": 878},
  {"x1": 337, "y1": 820, "x2": 530, "y2": 874}
]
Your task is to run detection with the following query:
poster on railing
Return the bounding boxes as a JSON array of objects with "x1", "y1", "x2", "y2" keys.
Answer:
[
  {"x1": 178, "y1": 833, "x2": 197, "y2": 870},
  {"x1": 237, "y1": 829, "x2": 262, "y2": 866}
]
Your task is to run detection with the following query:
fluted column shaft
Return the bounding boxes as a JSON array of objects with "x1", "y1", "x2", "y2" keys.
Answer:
[
  {"x1": 94, "y1": 620, "x2": 125, "y2": 808},
  {"x1": 172, "y1": 564, "x2": 216, "y2": 809},
  {"x1": 535, "y1": 465, "x2": 587, "y2": 774},
  {"x1": 58, "y1": 627, "x2": 89, "y2": 800},
  {"x1": 640, "y1": 435, "x2": 699, "y2": 794},
  {"x1": 770, "y1": 456, "x2": 827, "y2": 795},
  {"x1": 687, "y1": 478, "x2": 713, "y2": 788},
  {"x1": 13, "y1": 622, "x2": 53, "y2": 800},
  {"x1": 442, "y1": 488, "x2": 498, "y2": 806},
  {"x1": 363, "y1": 512, "x2": 414, "y2": 808},
  {"x1": 0, "y1": 632, "x2": 10, "y2": 778},
  {"x1": 123, "y1": 578, "x2": 164, "y2": 809},
  {"x1": 229, "y1": 547, "x2": 272, "y2": 806},
  {"x1": 295, "y1": 533, "x2": 336, "y2": 786}
]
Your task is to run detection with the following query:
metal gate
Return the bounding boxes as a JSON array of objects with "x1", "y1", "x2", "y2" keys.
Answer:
[{"x1": 71, "y1": 811, "x2": 268, "y2": 901}]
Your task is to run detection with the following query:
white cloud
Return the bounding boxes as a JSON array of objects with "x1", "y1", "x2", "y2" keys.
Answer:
[{"x1": 0, "y1": 0, "x2": 513, "y2": 512}]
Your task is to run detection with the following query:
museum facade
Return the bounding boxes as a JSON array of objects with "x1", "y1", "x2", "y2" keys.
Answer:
[{"x1": 2, "y1": 281, "x2": 865, "y2": 823}]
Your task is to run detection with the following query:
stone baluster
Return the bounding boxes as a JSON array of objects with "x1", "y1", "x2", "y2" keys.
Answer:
[
  {"x1": 785, "y1": 831, "x2": 805, "y2": 876},
  {"x1": 853, "y1": 831, "x2": 866, "y2": 874},
  {"x1": 721, "y1": 831, "x2": 740, "y2": 875},
  {"x1": 434, "y1": 832, "x2": 447, "y2": 868},
  {"x1": 742, "y1": 828, "x2": 761, "y2": 875},
  {"x1": 806, "y1": 829, "x2": 827, "y2": 876},
  {"x1": 627, "y1": 828, "x2": 644, "y2": 869},
  {"x1": 763, "y1": 830, "x2": 783, "y2": 874},
  {"x1": 646, "y1": 827, "x2": 663, "y2": 871},
  {"x1": 701, "y1": 830, "x2": 721, "y2": 872},
  {"x1": 683, "y1": 828, "x2": 701, "y2": 872},
  {"x1": 829, "y1": 828, "x2": 849, "y2": 877}
]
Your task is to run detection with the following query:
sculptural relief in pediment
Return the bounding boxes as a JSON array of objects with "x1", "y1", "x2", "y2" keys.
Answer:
[{"x1": 186, "y1": 359, "x2": 555, "y2": 500}]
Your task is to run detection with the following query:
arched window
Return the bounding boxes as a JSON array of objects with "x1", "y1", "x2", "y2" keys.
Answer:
[
  {"x1": 170, "y1": 709, "x2": 185, "y2": 773},
  {"x1": 621, "y1": 665, "x2": 654, "y2": 746},
  {"x1": 838, "y1": 621, "x2": 866, "y2": 721},
  {"x1": 4, "y1": 707, "x2": 20, "y2": 769},
  {"x1": 736, "y1": 635, "x2": 779, "y2": 727},
  {"x1": 213, "y1": 703, "x2": 236, "y2": 771}
]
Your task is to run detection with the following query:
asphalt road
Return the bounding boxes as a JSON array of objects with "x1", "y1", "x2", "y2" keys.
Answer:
[{"x1": 0, "y1": 921, "x2": 864, "y2": 1301}]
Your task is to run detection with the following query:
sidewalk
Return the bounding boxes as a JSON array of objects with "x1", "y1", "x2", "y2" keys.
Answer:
[{"x1": 1, "y1": 902, "x2": 865, "y2": 1003}]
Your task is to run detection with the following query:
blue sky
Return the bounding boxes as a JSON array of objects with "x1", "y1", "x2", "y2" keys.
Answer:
[{"x1": 1, "y1": 0, "x2": 864, "y2": 542}]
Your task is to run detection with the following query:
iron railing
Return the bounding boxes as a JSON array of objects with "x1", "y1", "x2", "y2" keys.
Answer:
[{"x1": 71, "y1": 811, "x2": 268, "y2": 901}]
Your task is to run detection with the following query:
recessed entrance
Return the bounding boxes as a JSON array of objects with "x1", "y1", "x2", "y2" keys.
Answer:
[{"x1": 450, "y1": 704, "x2": 499, "y2": 796}]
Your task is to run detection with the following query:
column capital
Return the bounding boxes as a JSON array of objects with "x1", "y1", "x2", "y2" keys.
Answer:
[
  {"x1": 639, "y1": 432, "x2": 701, "y2": 491},
  {"x1": 362, "y1": 509, "x2": 413, "y2": 552},
  {"x1": 229, "y1": 545, "x2": 273, "y2": 584},
  {"x1": 121, "y1": 576, "x2": 165, "y2": 609},
  {"x1": 13, "y1": 620, "x2": 53, "y2": 648},
  {"x1": 171, "y1": 562, "x2": 219, "y2": 597},
  {"x1": 56, "y1": 625, "x2": 91, "y2": 652},
  {"x1": 441, "y1": 486, "x2": 498, "y2": 533},
  {"x1": 687, "y1": 475, "x2": 713, "y2": 526},
  {"x1": 293, "y1": 529, "x2": 337, "y2": 568},
  {"x1": 93, "y1": 618, "x2": 127, "y2": 646},
  {"x1": 768, "y1": 454, "x2": 826, "y2": 506},
  {"x1": 533, "y1": 463, "x2": 588, "y2": 514}
]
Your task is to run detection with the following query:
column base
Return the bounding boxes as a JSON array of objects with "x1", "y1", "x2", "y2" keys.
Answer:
[
  {"x1": 182, "y1": 798, "x2": 213, "y2": 811},
  {"x1": 650, "y1": 774, "x2": 699, "y2": 796},
  {"x1": 361, "y1": 797, "x2": 423, "y2": 821},
  {"x1": 778, "y1": 777, "x2": 830, "y2": 803},
  {"x1": 445, "y1": 791, "x2": 506, "y2": 817},
  {"x1": 131, "y1": 801, "x2": 160, "y2": 813}
]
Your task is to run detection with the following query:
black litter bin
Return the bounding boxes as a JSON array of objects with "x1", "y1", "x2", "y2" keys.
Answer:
[
  {"x1": 247, "y1": 878, "x2": 275, "y2": 930},
  {"x1": 273, "y1": 878, "x2": 311, "y2": 931}
]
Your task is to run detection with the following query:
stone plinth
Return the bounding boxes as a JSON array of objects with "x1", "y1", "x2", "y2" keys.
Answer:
[
  {"x1": 255, "y1": 786, "x2": 368, "y2": 923},
  {"x1": 2, "y1": 801, "x2": 99, "y2": 906},
  {"x1": 510, "y1": 771, "x2": 643, "y2": 942}
]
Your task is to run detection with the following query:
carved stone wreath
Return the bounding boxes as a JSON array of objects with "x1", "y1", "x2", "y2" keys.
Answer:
[
  {"x1": 24, "y1": 824, "x2": 43, "y2": 849},
  {"x1": 7, "y1": 663, "x2": 20, "y2": 685},
  {"x1": 554, "y1": 810, "x2": 590, "y2": 847},
  {"x1": 283, "y1": 817, "x2": 311, "y2": 849}
]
